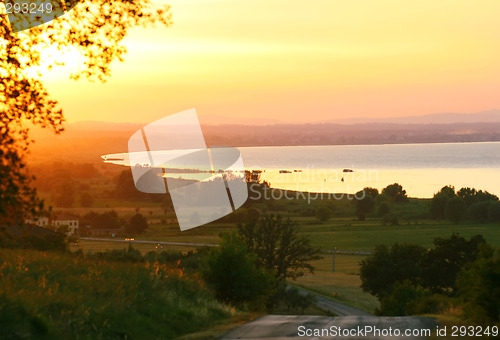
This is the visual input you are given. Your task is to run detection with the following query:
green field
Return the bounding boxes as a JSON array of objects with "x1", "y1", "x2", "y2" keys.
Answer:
[
  {"x1": 297, "y1": 219, "x2": 500, "y2": 250},
  {"x1": 75, "y1": 217, "x2": 499, "y2": 315}
]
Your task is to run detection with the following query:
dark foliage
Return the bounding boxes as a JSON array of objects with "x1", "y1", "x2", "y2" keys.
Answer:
[
  {"x1": 238, "y1": 214, "x2": 322, "y2": 281},
  {"x1": 126, "y1": 213, "x2": 148, "y2": 234},
  {"x1": 458, "y1": 252, "x2": 500, "y2": 325},
  {"x1": 201, "y1": 233, "x2": 272, "y2": 309},
  {"x1": 382, "y1": 183, "x2": 408, "y2": 203},
  {"x1": 360, "y1": 243, "x2": 426, "y2": 299}
]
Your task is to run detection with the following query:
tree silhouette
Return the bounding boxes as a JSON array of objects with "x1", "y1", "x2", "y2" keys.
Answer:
[
  {"x1": 237, "y1": 215, "x2": 322, "y2": 281},
  {"x1": 127, "y1": 213, "x2": 148, "y2": 234},
  {"x1": 315, "y1": 206, "x2": 331, "y2": 222},
  {"x1": 354, "y1": 189, "x2": 376, "y2": 221},
  {"x1": 0, "y1": 1, "x2": 171, "y2": 224},
  {"x1": 382, "y1": 183, "x2": 408, "y2": 203}
]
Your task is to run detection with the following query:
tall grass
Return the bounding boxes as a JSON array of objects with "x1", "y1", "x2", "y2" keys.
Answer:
[{"x1": 0, "y1": 248, "x2": 232, "y2": 339}]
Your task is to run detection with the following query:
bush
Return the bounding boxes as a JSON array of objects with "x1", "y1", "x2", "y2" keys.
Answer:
[
  {"x1": 126, "y1": 213, "x2": 148, "y2": 234},
  {"x1": 0, "y1": 228, "x2": 67, "y2": 252},
  {"x1": 376, "y1": 281, "x2": 426, "y2": 316},
  {"x1": 282, "y1": 286, "x2": 316, "y2": 314},
  {"x1": 201, "y1": 233, "x2": 273, "y2": 310},
  {"x1": 315, "y1": 206, "x2": 331, "y2": 222},
  {"x1": 360, "y1": 243, "x2": 426, "y2": 299},
  {"x1": 88, "y1": 244, "x2": 144, "y2": 263},
  {"x1": 457, "y1": 253, "x2": 500, "y2": 325},
  {"x1": 413, "y1": 294, "x2": 453, "y2": 315}
]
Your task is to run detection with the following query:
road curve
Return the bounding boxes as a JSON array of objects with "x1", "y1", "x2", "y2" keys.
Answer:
[{"x1": 294, "y1": 286, "x2": 371, "y2": 316}]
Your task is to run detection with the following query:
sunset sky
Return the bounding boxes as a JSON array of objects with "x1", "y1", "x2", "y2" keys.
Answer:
[{"x1": 40, "y1": 0, "x2": 500, "y2": 124}]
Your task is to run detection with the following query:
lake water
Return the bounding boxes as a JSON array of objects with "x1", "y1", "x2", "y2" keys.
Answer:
[{"x1": 238, "y1": 142, "x2": 500, "y2": 198}]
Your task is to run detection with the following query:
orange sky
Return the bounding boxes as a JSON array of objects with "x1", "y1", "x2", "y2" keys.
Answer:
[{"x1": 39, "y1": 0, "x2": 500, "y2": 124}]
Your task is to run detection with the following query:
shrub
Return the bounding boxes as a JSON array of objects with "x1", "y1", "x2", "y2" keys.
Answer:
[
  {"x1": 88, "y1": 244, "x2": 144, "y2": 263},
  {"x1": 126, "y1": 213, "x2": 148, "y2": 234},
  {"x1": 201, "y1": 233, "x2": 273, "y2": 310},
  {"x1": 376, "y1": 281, "x2": 426, "y2": 316},
  {"x1": 315, "y1": 206, "x2": 331, "y2": 222},
  {"x1": 282, "y1": 286, "x2": 316, "y2": 314},
  {"x1": 457, "y1": 254, "x2": 500, "y2": 325},
  {"x1": 360, "y1": 243, "x2": 426, "y2": 299}
]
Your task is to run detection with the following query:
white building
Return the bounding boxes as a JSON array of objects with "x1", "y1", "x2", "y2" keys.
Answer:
[
  {"x1": 52, "y1": 214, "x2": 80, "y2": 236},
  {"x1": 24, "y1": 216, "x2": 50, "y2": 228}
]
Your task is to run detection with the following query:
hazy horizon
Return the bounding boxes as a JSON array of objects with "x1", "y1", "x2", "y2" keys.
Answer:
[{"x1": 47, "y1": 108, "x2": 500, "y2": 127}]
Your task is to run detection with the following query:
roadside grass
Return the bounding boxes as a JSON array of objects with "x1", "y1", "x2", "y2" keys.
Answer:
[{"x1": 0, "y1": 248, "x2": 235, "y2": 339}]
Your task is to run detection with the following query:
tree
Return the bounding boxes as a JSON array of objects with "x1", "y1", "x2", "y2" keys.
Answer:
[
  {"x1": 0, "y1": 1, "x2": 170, "y2": 224},
  {"x1": 315, "y1": 206, "x2": 331, "y2": 222},
  {"x1": 201, "y1": 233, "x2": 272, "y2": 309},
  {"x1": 421, "y1": 233, "x2": 490, "y2": 295},
  {"x1": 430, "y1": 185, "x2": 456, "y2": 219},
  {"x1": 81, "y1": 211, "x2": 121, "y2": 229},
  {"x1": 363, "y1": 187, "x2": 379, "y2": 198},
  {"x1": 445, "y1": 197, "x2": 467, "y2": 224},
  {"x1": 127, "y1": 213, "x2": 148, "y2": 234},
  {"x1": 360, "y1": 243, "x2": 426, "y2": 298},
  {"x1": 457, "y1": 187, "x2": 498, "y2": 207},
  {"x1": 354, "y1": 189, "x2": 376, "y2": 221},
  {"x1": 237, "y1": 215, "x2": 322, "y2": 281},
  {"x1": 382, "y1": 183, "x2": 408, "y2": 203},
  {"x1": 457, "y1": 252, "x2": 500, "y2": 324}
]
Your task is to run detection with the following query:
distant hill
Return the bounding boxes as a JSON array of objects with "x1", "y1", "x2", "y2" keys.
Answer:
[
  {"x1": 26, "y1": 110, "x2": 500, "y2": 165},
  {"x1": 329, "y1": 109, "x2": 500, "y2": 125}
]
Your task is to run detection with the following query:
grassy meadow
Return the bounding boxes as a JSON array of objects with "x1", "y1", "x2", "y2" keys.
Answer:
[
  {"x1": 75, "y1": 214, "x2": 500, "y2": 315},
  {"x1": 0, "y1": 248, "x2": 236, "y2": 339}
]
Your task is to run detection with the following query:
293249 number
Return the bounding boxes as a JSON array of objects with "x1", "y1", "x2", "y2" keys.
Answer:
[
  {"x1": 5, "y1": 2, "x2": 53, "y2": 14},
  {"x1": 451, "y1": 325, "x2": 499, "y2": 337}
]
